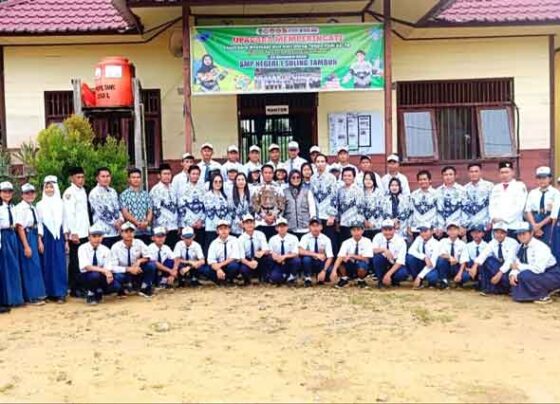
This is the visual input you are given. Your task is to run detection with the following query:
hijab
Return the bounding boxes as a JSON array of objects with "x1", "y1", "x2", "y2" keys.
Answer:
[{"x1": 37, "y1": 175, "x2": 64, "y2": 239}]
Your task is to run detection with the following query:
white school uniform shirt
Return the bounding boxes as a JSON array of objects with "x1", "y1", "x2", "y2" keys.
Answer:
[
  {"x1": 337, "y1": 237, "x2": 374, "y2": 258},
  {"x1": 243, "y1": 161, "x2": 262, "y2": 177},
  {"x1": 221, "y1": 160, "x2": 244, "y2": 179},
  {"x1": 525, "y1": 186, "x2": 559, "y2": 215},
  {"x1": 173, "y1": 240, "x2": 205, "y2": 261},
  {"x1": 283, "y1": 156, "x2": 307, "y2": 173},
  {"x1": 437, "y1": 237, "x2": 466, "y2": 261},
  {"x1": 78, "y1": 242, "x2": 113, "y2": 273},
  {"x1": 207, "y1": 235, "x2": 241, "y2": 264},
  {"x1": 408, "y1": 236, "x2": 440, "y2": 279},
  {"x1": 197, "y1": 160, "x2": 222, "y2": 185},
  {"x1": 110, "y1": 239, "x2": 153, "y2": 273},
  {"x1": 148, "y1": 243, "x2": 175, "y2": 264},
  {"x1": 299, "y1": 233, "x2": 334, "y2": 258},
  {"x1": 237, "y1": 230, "x2": 270, "y2": 259},
  {"x1": 171, "y1": 171, "x2": 189, "y2": 199},
  {"x1": 15, "y1": 201, "x2": 42, "y2": 232},
  {"x1": 381, "y1": 172, "x2": 411, "y2": 195},
  {"x1": 488, "y1": 180, "x2": 527, "y2": 228},
  {"x1": 269, "y1": 233, "x2": 300, "y2": 255},
  {"x1": 474, "y1": 237, "x2": 518, "y2": 274},
  {"x1": 371, "y1": 233, "x2": 407, "y2": 266},
  {"x1": 512, "y1": 238, "x2": 557, "y2": 276},
  {"x1": 63, "y1": 183, "x2": 90, "y2": 239},
  {"x1": 460, "y1": 240, "x2": 489, "y2": 265}
]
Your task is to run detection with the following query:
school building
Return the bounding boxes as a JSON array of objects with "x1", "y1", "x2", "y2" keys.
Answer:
[{"x1": 0, "y1": 0, "x2": 559, "y2": 186}]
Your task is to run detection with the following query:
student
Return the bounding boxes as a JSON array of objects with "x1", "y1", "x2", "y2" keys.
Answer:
[
  {"x1": 63, "y1": 166, "x2": 90, "y2": 297},
  {"x1": 335, "y1": 146, "x2": 357, "y2": 173},
  {"x1": 120, "y1": 168, "x2": 153, "y2": 244},
  {"x1": 355, "y1": 155, "x2": 382, "y2": 187},
  {"x1": 172, "y1": 226, "x2": 206, "y2": 287},
  {"x1": 244, "y1": 145, "x2": 262, "y2": 176},
  {"x1": 0, "y1": 182, "x2": 23, "y2": 310},
  {"x1": 434, "y1": 222, "x2": 467, "y2": 288},
  {"x1": 228, "y1": 172, "x2": 252, "y2": 237},
  {"x1": 525, "y1": 166, "x2": 558, "y2": 243},
  {"x1": 206, "y1": 220, "x2": 242, "y2": 285},
  {"x1": 150, "y1": 163, "x2": 180, "y2": 248},
  {"x1": 489, "y1": 161, "x2": 527, "y2": 238},
  {"x1": 406, "y1": 224, "x2": 440, "y2": 288},
  {"x1": 274, "y1": 164, "x2": 289, "y2": 190},
  {"x1": 361, "y1": 171, "x2": 385, "y2": 239},
  {"x1": 37, "y1": 176, "x2": 67, "y2": 303},
  {"x1": 77, "y1": 224, "x2": 117, "y2": 305},
  {"x1": 203, "y1": 173, "x2": 231, "y2": 253},
  {"x1": 221, "y1": 145, "x2": 244, "y2": 180},
  {"x1": 457, "y1": 224, "x2": 488, "y2": 288},
  {"x1": 16, "y1": 183, "x2": 46, "y2": 305},
  {"x1": 268, "y1": 218, "x2": 301, "y2": 285},
  {"x1": 284, "y1": 141, "x2": 307, "y2": 173},
  {"x1": 334, "y1": 222, "x2": 373, "y2": 288},
  {"x1": 178, "y1": 165, "x2": 206, "y2": 246},
  {"x1": 171, "y1": 152, "x2": 195, "y2": 199},
  {"x1": 435, "y1": 166, "x2": 466, "y2": 238},
  {"x1": 463, "y1": 163, "x2": 493, "y2": 239},
  {"x1": 197, "y1": 143, "x2": 222, "y2": 186},
  {"x1": 381, "y1": 177, "x2": 411, "y2": 239},
  {"x1": 470, "y1": 222, "x2": 518, "y2": 296},
  {"x1": 300, "y1": 163, "x2": 314, "y2": 190},
  {"x1": 89, "y1": 167, "x2": 124, "y2": 247},
  {"x1": 111, "y1": 222, "x2": 156, "y2": 298},
  {"x1": 223, "y1": 166, "x2": 239, "y2": 197},
  {"x1": 252, "y1": 164, "x2": 285, "y2": 240},
  {"x1": 371, "y1": 219, "x2": 409, "y2": 288},
  {"x1": 329, "y1": 163, "x2": 342, "y2": 182},
  {"x1": 381, "y1": 154, "x2": 410, "y2": 195},
  {"x1": 237, "y1": 214, "x2": 271, "y2": 285},
  {"x1": 148, "y1": 226, "x2": 177, "y2": 289},
  {"x1": 509, "y1": 222, "x2": 560, "y2": 304},
  {"x1": 266, "y1": 143, "x2": 282, "y2": 170},
  {"x1": 333, "y1": 167, "x2": 364, "y2": 244},
  {"x1": 408, "y1": 170, "x2": 437, "y2": 240},
  {"x1": 284, "y1": 170, "x2": 317, "y2": 238},
  {"x1": 309, "y1": 145, "x2": 321, "y2": 171},
  {"x1": 299, "y1": 218, "x2": 335, "y2": 287}
]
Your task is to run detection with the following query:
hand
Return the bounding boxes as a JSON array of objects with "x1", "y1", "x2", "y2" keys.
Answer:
[
  {"x1": 316, "y1": 253, "x2": 326, "y2": 261},
  {"x1": 127, "y1": 266, "x2": 142, "y2": 275},
  {"x1": 114, "y1": 219, "x2": 123, "y2": 230},
  {"x1": 535, "y1": 229, "x2": 544, "y2": 238},
  {"x1": 249, "y1": 260, "x2": 259, "y2": 270},
  {"x1": 449, "y1": 257, "x2": 458, "y2": 266},
  {"x1": 435, "y1": 229, "x2": 443, "y2": 238},
  {"x1": 533, "y1": 223, "x2": 542, "y2": 231},
  {"x1": 317, "y1": 270, "x2": 326, "y2": 283},
  {"x1": 138, "y1": 221, "x2": 148, "y2": 230},
  {"x1": 38, "y1": 239, "x2": 45, "y2": 255},
  {"x1": 511, "y1": 261, "x2": 519, "y2": 271},
  {"x1": 71, "y1": 234, "x2": 80, "y2": 244},
  {"x1": 24, "y1": 246, "x2": 32, "y2": 258},
  {"x1": 217, "y1": 269, "x2": 226, "y2": 281},
  {"x1": 425, "y1": 258, "x2": 433, "y2": 269},
  {"x1": 467, "y1": 266, "x2": 478, "y2": 279},
  {"x1": 491, "y1": 271, "x2": 503, "y2": 285},
  {"x1": 343, "y1": 255, "x2": 351, "y2": 263},
  {"x1": 384, "y1": 251, "x2": 394, "y2": 262},
  {"x1": 407, "y1": 228, "x2": 413, "y2": 238},
  {"x1": 104, "y1": 271, "x2": 114, "y2": 284},
  {"x1": 413, "y1": 277, "x2": 422, "y2": 289},
  {"x1": 255, "y1": 251, "x2": 264, "y2": 259},
  {"x1": 364, "y1": 220, "x2": 372, "y2": 229},
  {"x1": 453, "y1": 273, "x2": 462, "y2": 283},
  {"x1": 170, "y1": 269, "x2": 178, "y2": 279},
  {"x1": 382, "y1": 274, "x2": 392, "y2": 287},
  {"x1": 326, "y1": 217, "x2": 335, "y2": 227},
  {"x1": 509, "y1": 273, "x2": 518, "y2": 286},
  {"x1": 272, "y1": 252, "x2": 281, "y2": 263}
]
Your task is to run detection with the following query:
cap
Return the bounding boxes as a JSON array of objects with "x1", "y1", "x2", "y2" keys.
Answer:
[
  {"x1": 68, "y1": 166, "x2": 84, "y2": 176},
  {"x1": 492, "y1": 222, "x2": 508, "y2": 232},
  {"x1": 275, "y1": 163, "x2": 288, "y2": 172},
  {"x1": 227, "y1": 145, "x2": 239, "y2": 153},
  {"x1": 387, "y1": 154, "x2": 400, "y2": 163},
  {"x1": 242, "y1": 214, "x2": 255, "y2": 222},
  {"x1": 536, "y1": 166, "x2": 552, "y2": 178},
  {"x1": 309, "y1": 217, "x2": 321, "y2": 225},
  {"x1": 515, "y1": 222, "x2": 533, "y2": 234},
  {"x1": 469, "y1": 224, "x2": 486, "y2": 232},
  {"x1": 309, "y1": 146, "x2": 321, "y2": 154},
  {"x1": 417, "y1": 223, "x2": 432, "y2": 232},
  {"x1": 182, "y1": 152, "x2": 194, "y2": 160},
  {"x1": 181, "y1": 226, "x2": 194, "y2": 238},
  {"x1": 499, "y1": 161, "x2": 513, "y2": 170},
  {"x1": 269, "y1": 143, "x2": 280, "y2": 151},
  {"x1": 152, "y1": 227, "x2": 167, "y2": 237},
  {"x1": 329, "y1": 163, "x2": 341, "y2": 172},
  {"x1": 249, "y1": 145, "x2": 261, "y2": 153},
  {"x1": 216, "y1": 219, "x2": 230, "y2": 228},
  {"x1": 200, "y1": 142, "x2": 214, "y2": 150},
  {"x1": 89, "y1": 223, "x2": 105, "y2": 236},
  {"x1": 381, "y1": 219, "x2": 395, "y2": 229},
  {"x1": 288, "y1": 141, "x2": 299, "y2": 150},
  {"x1": 43, "y1": 175, "x2": 58, "y2": 184},
  {"x1": 0, "y1": 181, "x2": 14, "y2": 191},
  {"x1": 337, "y1": 145, "x2": 349, "y2": 154},
  {"x1": 120, "y1": 222, "x2": 136, "y2": 232},
  {"x1": 276, "y1": 217, "x2": 288, "y2": 226},
  {"x1": 350, "y1": 221, "x2": 364, "y2": 230},
  {"x1": 446, "y1": 221, "x2": 460, "y2": 230},
  {"x1": 21, "y1": 183, "x2": 35, "y2": 193}
]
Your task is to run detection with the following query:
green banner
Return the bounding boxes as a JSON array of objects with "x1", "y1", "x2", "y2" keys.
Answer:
[{"x1": 191, "y1": 24, "x2": 384, "y2": 95}]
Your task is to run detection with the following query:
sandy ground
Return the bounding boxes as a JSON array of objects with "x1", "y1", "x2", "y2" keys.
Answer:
[{"x1": 1, "y1": 283, "x2": 560, "y2": 403}]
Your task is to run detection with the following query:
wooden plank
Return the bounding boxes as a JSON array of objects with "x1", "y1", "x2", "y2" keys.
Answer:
[{"x1": 383, "y1": 0, "x2": 392, "y2": 168}]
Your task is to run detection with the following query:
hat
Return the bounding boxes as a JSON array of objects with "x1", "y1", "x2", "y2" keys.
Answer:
[
  {"x1": 275, "y1": 163, "x2": 288, "y2": 172},
  {"x1": 276, "y1": 217, "x2": 288, "y2": 226},
  {"x1": 309, "y1": 217, "x2": 321, "y2": 225},
  {"x1": 417, "y1": 223, "x2": 432, "y2": 232},
  {"x1": 387, "y1": 154, "x2": 400, "y2": 163},
  {"x1": 68, "y1": 166, "x2": 84, "y2": 176},
  {"x1": 21, "y1": 183, "x2": 35, "y2": 193},
  {"x1": 182, "y1": 152, "x2": 194, "y2": 160},
  {"x1": 89, "y1": 223, "x2": 105, "y2": 236},
  {"x1": 470, "y1": 224, "x2": 486, "y2": 232},
  {"x1": 329, "y1": 163, "x2": 341, "y2": 172},
  {"x1": 498, "y1": 161, "x2": 513, "y2": 170},
  {"x1": 337, "y1": 145, "x2": 349, "y2": 154},
  {"x1": 515, "y1": 222, "x2": 533, "y2": 234},
  {"x1": 493, "y1": 222, "x2": 508, "y2": 232},
  {"x1": 227, "y1": 145, "x2": 239, "y2": 153},
  {"x1": 43, "y1": 175, "x2": 58, "y2": 184},
  {"x1": 381, "y1": 219, "x2": 395, "y2": 229},
  {"x1": 350, "y1": 221, "x2": 364, "y2": 230},
  {"x1": 120, "y1": 222, "x2": 136, "y2": 232},
  {"x1": 536, "y1": 166, "x2": 552, "y2": 178},
  {"x1": 242, "y1": 214, "x2": 255, "y2": 222},
  {"x1": 200, "y1": 143, "x2": 214, "y2": 150},
  {"x1": 288, "y1": 141, "x2": 299, "y2": 150},
  {"x1": 249, "y1": 145, "x2": 261, "y2": 153},
  {"x1": 0, "y1": 181, "x2": 14, "y2": 191},
  {"x1": 216, "y1": 219, "x2": 230, "y2": 228},
  {"x1": 268, "y1": 143, "x2": 280, "y2": 151},
  {"x1": 152, "y1": 226, "x2": 167, "y2": 237},
  {"x1": 181, "y1": 226, "x2": 194, "y2": 238},
  {"x1": 446, "y1": 221, "x2": 460, "y2": 230},
  {"x1": 309, "y1": 146, "x2": 321, "y2": 154}
]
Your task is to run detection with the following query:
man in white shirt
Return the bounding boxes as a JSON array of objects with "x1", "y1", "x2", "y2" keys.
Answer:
[
  {"x1": 509, "y1": 222, "x2": 560, "y2": 304},
  {"x1": 355, "y1": 155, "x2": 383, "y2": 187},
  {"x1": 434, "y1": 222, "x2": 467, "y2": 288},
  {"x1": 470, "y1": 221, "x2": 518, "y2": 296},
  {"x1": 237, "y1": 214, "x2": 271, "y2": 285},
  {"x1": 457, "y1": 224, "x2": 488, "y2": 288},
  {"x1": 206, "y1": 220, "x2": 242, "y2": 285},
  {"x1": 334, "y1": 222, "x2": 373, "y2": 289},
  {"x1": 381, "y1": 154, "x2": 410, "y2": 195},
  {"x1": 221, "y1": 145, "x2": 244, "y2": 180},
  {"x1": 173, "y1": 226, "x2": 206, "y2": 287},
  {"x1": 268, "y1": 218, "x2": 300, "y2": 285},
  {"x1": 171, "y1": 153, "x2": 195, "y2": 199},
  {"x1": 267, "y1": 144, "x2": 282, "y2": 170},
  {"x1": 244, "y1": 145, "x2": 262, "y2": 177},
  {"x1": 406, "y1": 224, "x2": 440, "y2": 288},
  {"x1": 335, "y1": 146, "x2": 357, "y2": 174},
  {"x1": 197, "y1": 143, "x2": 222, "y2": 186},
  {"x1": 299, "y1": 218, "x2": 335, "y2": 287},
  {"x1": 371, "y1": 219, "x2": 409, "y2": 288},
  {"x1": 284, "y1": 141, "x2": 307, "y2": 173},
  {"x1": 148, "y1": 226, "x2": 177, "y2": 289},
  {"x1": 525, "y1": 166, "x2": 559, "y2": 243}
]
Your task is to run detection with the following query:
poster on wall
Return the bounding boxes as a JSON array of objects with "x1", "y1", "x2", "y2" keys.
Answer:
[
  {"x1": 191, "y1": 23, "x2": 384, "y2": 95},
  {"x1": 328, "y1": 112, "x2": 384, "y2": 155}
]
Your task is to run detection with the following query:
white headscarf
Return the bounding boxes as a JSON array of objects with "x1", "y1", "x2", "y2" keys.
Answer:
[{"x1": 37, "y1": 175, "x2": 64, "y2": 239}]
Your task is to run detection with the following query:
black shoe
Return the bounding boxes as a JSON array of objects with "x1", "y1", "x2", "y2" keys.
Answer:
[
  {"x1": 438, "y1": 279, "x2": 449, "y2": 290},
  {"x1": 335, "y1": 278, "x2": 349, "y2": 289},
  {"x1": 94, "y1": 291, "x2": 104, "y2": 303},
  {"x1": 0, "y1": 305, "x2": 10, "y2": 313},
  {"x1": 139, "y1": 287, "x2": 153, "y2": 298},
  {"x1": 304, "y1": 279, "x2": 312, "y2": 288},
  {"x1": 189, "y1": 279, "x2": 202, "y2": 287},
  {"x1": 86, "y1": 294, "x2": 98, "y2": 306},
  {"x1": 357, "y1": 280, "x2": 368, "y2": 289},
  {"x1": 117, "y1": 290, "x2": 127, "y2": 299}
]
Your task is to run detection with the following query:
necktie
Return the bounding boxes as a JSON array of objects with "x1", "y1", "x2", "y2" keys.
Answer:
[
  {"x1": 7, "y1": 205, "x2": 13, "y2": 227},
  {"x1": 157, "y1": 248, "x2": 162, "y2": 263},
  {"x1": 518, "y1": 245, "x2": 528, "y2": 264},
  {"x1": 314, "y1": 237, "x2": 319, "y2": 253},
  {"x1": 205, "y1": 163, "x2": 211, "y2": 182},
  {"x1": 503, "y1": 183, "x2": 509, "y2": 191},
  {"x1": 386, "y1": 240, "x2": 390, "y2": 250},
  {"x1": 450, "y1": 242, "x2": 455, "y2": 258},
  {"x1": 31, "y1": 206, "x2": 37, "y2": 227},
  {"x1": 498, "y1": 242, "x2": 504, "y2": 262},
  {"x1": 250, "y1": 237, "x2": 255, "y2": 259},
  {"x1": 475, "y1": 246, "x2": 480, "y2": 257},
  {"x1": 422, "y1": 242, "x2": 426, "y2": 254},
  {"x1": 354, "y1": 241, "x2": 359, "y2": 255},
  {"x1": 281, "y1": 240, "x2": 285, "y2": 255},
  {"x1": 540, "y1": 190, "x2": 546, "y2": 214},
  {"x1": 290, "y1": 159, "x2": 294, "y2": 172},
  {"x1": 92, "y1": 248, "x2": 98, "y2": 266},
  {"x1": 223, "y1": 241, "x2": 228, "y2": 261},
  {"x1": 127, "y1": 247, "x2": 132, "y2": 267},
  {"x1": 185, "y1": 247, "x2": 190, "y2": 261}
]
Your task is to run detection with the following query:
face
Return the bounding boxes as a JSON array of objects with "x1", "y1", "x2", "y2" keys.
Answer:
[
  {"x1": 517, "y1": 231, "x2": 532, "y2": 245},
  {"x1": 277, "y1": 224, "x2": 288, "y2": 236},
  {"x1": 89, "y1": 234, "x2": 103, "y2": 248},
  {"x1": 212, "y1": 175, "x2": 223, "y2": 191},
  {"x1": 288, "y1": 148, "x2": 298, "y2": 159},
  {"x1": 357, "y1": 52, "x2": 365, "y2": 62},
  {"x1": 420, "y1": 229, "x2": 433, "y2": 241},
  {"x1": 243, "y1": 220, "x2": 255, "y2": 233},
  {"x1": 189, "y1": 169, "x2": 200, "y2": 183},
  {"x1": 359, "y1": 159, "x2": 371, "y2": 172},
  {"x1": 316, "y1": 156, "x2": 327, "y2": 172},
  {"x1": 471, "y1": 230, "x2": 484, "y2": 243},
  {"x1": 228, "y1": 151, "x2": 239, "y2": 162},
  {"x1": 494, "y1": 229, "x2": 507, "y2": 242},
  {"x1": 129, "y1": 172, "x2": 142, "y2": 188},
  {"x1": 160, "y1": 170, "x2": 172, "y2": 184},
  {"x1": 0, "y1": 190, "x2": 13, "y2": 203},
  {"x1": 382, "y1": 227, "x2": 395, "y2": 239},
  {"x1": 44, "y1": 183, "x2": 55, "y2": 197},
  {"x1": 97, "y1": 170, "x2": 112, "y2": 187},
  {"x1": 442, "y1": 169, "x2": 456, "y2": 186},
  {"x1": 182, "y1": 158, "x2": 193, "y2": 171},
  {"x1": 309, "y1": 222, "x2": 322, "y2": 236},
  {"x1": 276, "y1": 170, "x2": 287, "y2": 182},
  {"x1": 499, "y1": 168, "x2": 514, "y2": 183},
  {"x1": 338, "y1": 151, "x2": 349, "y2": 164},
  {"x1": 203, "y1": 55, "x2": 212, "y2": 66},
  {"x1": 302, "y1": 166, "x2": 312, "y2": 180},
  {"x1": 251, "y1": 171, "x2": 261, "y2": 182},
  {"x1": 537, "y1": 176, "x2": 551, "y2": 188},
  {"x1": 363, "y1": 175, "x2": 374, "y2": 189},
  {"x1": 351, "y1": 227, "x2": 363, "y2": 240},
  {"x1": 72, "y1": 173, "x2": 85, "y2": 187},
  {"x1": 290, "y1": 172, "x2": 302, "y2": 187},
  {"x1": 389, "y1": 182, "x2": 400, "y2": 194},
  {"x1": 201, "y1": 147, "x2": 213, "y2": 161},
  {"x1": 152, "y1": 234, "x2": 166, "y2": 246},
  {"x1": 217, "y1": 225, "x2": 230, "y2": 238},
  {"x1": 387, "y1": 161, "x2": 399, "y2": 172},
  {"x1": 236, "y1": 174, "x2": 246, "y2": 189},
  {"x1": 468, "y1": 166, "x2": 481, "y2": 183},
  {"x1": 447, "y1": 226, "x2": 459, "y2": 239},
  {"x1": 227, "y1": 171, "x2": 238, "y2": 182},
  {"x1": 417, "y1": 174, "x2": 431, "y2": 189},
  {"x1": 310, "y1": 152, "x2": 319, "y2": 163},
  {"x1": 249, "y1": 151, "x2": 260, "y2": 162},
  {"x1": 121, "y1": 229, "x2": 134, "y2": 242},
  {"x1": 262, "y1": 167, "x2": 274, "y2": 183},
  {"x1": 269, "y1": 149, "x2": 280, "y2": 161},
  {"x1": 342, "y1": 170, "x2": 355, "y2": 186},
  {"x1": 183, "y1": 237, "x2": 193, "y2": 246},
  {"x1": 22, "y1": 191, "x2": 36, "y2": 203}
]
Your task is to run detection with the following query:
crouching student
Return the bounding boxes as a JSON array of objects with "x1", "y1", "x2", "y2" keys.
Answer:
[
  {"x1": 173, "y1": 226, "x2": 206, "y2": 287},
  {"x1": 509, "y1": 222, "x2": 560, "y2": 304},
  {"x1": 78, "y1": 224, "x2": 117, "y2": 305},
  {"x1": 334, "y1": 222, "x2": 373, "y2": 289},
  {"x1": 237, "y1": 214, "x2": 271, "y2": 285},
  {"x1": 371, "y1": 219, "x2": 409, "y2": 288},
  {"x1": 111, "y1": 222, "x2": 156, "y2": 298},
  {"x1": 207, "y1": 220, "x2": 242, "y2": 285},
  {"x1": 434, "y1": 222, "x2": 467, "y2": 288},
  {"x1": 456, "y1": 224, "x2": 488, "y2": 288},
  {"x1": 148, "y1": 227, "x2": 177, "y2": 289},
  {"x1": 469, "y1": 222, "x2": 518, "y2": 296},
  {"x1": 268, "y1": 218, "x2": 301, "y2": 285},
  {"x1": 405, "y1": 224, "x2": 440, "y2": 288},
  {"x1": 299, "y1": 218, "x2": 335, "y2": 287}
]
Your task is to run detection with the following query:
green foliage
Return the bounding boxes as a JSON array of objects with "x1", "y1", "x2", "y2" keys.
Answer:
[{"x1": 33, "y1": 115, "x2": 129, "y2": 192}]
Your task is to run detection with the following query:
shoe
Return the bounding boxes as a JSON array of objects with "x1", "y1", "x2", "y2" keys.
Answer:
[
  {"x1": 534, "y1": 296, "x2": 552, "y2": 305},
  {"x1": 0, "y1": 306, "x2": 10, "y2": 313},
  {"x1": 286, "y1": 274, "x2": 296, "y2": 283},
  {"x1": 139, "y1": 287, "x2": 153, "y2": 298},
  {"x1": 357, "y1": 280, "x2": 368, "y2": 289},
  {"x1": 86, "y1": 294, "x2": 98, "y2": 305},
  {"x1": 29, "y1": 299, "x2": 46, "y2": 306},
  {"x1": 56, "y1": 297, "x2": 66, "y2": 304},
  {"x1": 304, "y1": 279, "x2": 312, "y2": 288},
  {"x1": 335, "y1": 278, "x2": 349, "y2": 289},
  {"x1": 117, "y1": 290, "x2": 127, "y2": 299},
  {"x1": 189, "y1": 279, "x2": 202, "y2": 287},
  {"x1": 370, "y1": 273, "x2": 378, "y2": 281},
  {"x1": 479, "y1": 291, "x2": 489, "y2": 297},
  {"x1": 438, "y1": 279, "x2": 449, "y2": 290}
]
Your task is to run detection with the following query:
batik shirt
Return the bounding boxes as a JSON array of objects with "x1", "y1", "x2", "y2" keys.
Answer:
[
  {"x1": 203, "y1": 191, "x2": 231, "y2": 232},
  {"x1": 435, "y1": 183, "x2": 466, "y2": 230},
  {"x1": 178, "y1": 182, "x2": 206, "y2": 229},
  {"x1": 149, "y1": 181, "x2": 178, "y2": 231},
  {"x1": 310, "y1": 171, "x2": 338, "y2": 220},
  {"x1": 333, "y1": 183, "x2": 364, "y2": 227},
  {"x1": 360, "y1": 188, "x2": 385, "y2": 231},
  {"x1": 228, "y1": 192, "x2": 252, "y2": 235},
  {"x1": 409, "y1": 187, "x2": 437, "y2": 232},
  {"x1": 381, "y1": 193, "x2": 412, "y2": 236},
  {"x1": 464, "y1": 179, "x2": 493, "y2": 228},
  {"x1": 89, "y1": 184, "x2": 122, "y2": 237},
  {"x1": 119, "y1": 187, "x2": 152, "y2": 232}
]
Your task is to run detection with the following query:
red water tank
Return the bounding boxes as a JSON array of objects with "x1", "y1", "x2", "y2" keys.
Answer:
[{"x1": 94, "y1": 57, "x2": 135, "y2": 108}]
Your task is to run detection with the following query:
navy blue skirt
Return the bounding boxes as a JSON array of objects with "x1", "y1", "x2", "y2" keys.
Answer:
[
  {"x1": 18, "y1": 228, "x2": 46, "y2": 302},
  {"x1": 512, "y1": 266, "x2": 560, "y2": 302},
  {"x1": 0, "y1": 228, "x2": 24, "y2": 306},
  {"x1": 41, "y1": 227, "x2": 67, "y2": 298}
]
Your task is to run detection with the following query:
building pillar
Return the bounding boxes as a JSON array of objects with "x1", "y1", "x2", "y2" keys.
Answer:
[
  {"x1": 182, "y1": 3, "x2": 193, "y2": 153},
  {"x1": 383, "y1": 0, "x2": 392, "y2": 169}
]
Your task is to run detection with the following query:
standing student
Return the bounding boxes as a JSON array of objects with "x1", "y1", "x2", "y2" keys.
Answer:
[
  {"x1": 248, "y1": 167, "x2": 262, "y2": 193},
  {"x1": 457, "y1": 224, "x2": 488, "y2": 288},
  {"x1": 333, "y1": 222, "x2": 373, "y2": 289},
  {"x1": 525, "y1": 166, "x2": 558, "y2": 243},
  {"x1": 172, "y1": 226, "x2": 206, "y2": 287},
  {"x1": 381, "y1": 177, "x2": 411, "y2": 239},
  {"x1": 177, "y1": 165, "x2": 206, "y2": 246},
  {"x1": 299, "y1": 218, "x2": 335, "y2": 287},
  {"x1": 381, "y1": 154, "x2": 411, "y2": 195},
  {"x1": 433, "y1": 222, "x2": 467, "y2": 288},
  {"x1": 435, "y1": 166, "x2": 466, "y2": 238},
  {"x1": 0, "y1": 181, "x2": 23, "y2": 309},
  {"x1": 63, "y1": 166, "x2": 90, "y2": 297},
  {"x1": 333, "y1": 167, "x2": 364, "y2": 244},
  {"x1": 268, "y1": 218, "x2": 301, "y2": 285},
  {"x1": 148, "y1": 227, "x2": 177, "y2": 289},
  {"x1": 237, "y1": 214, "x2": 271, "y2": 285},
  {"x1": 509, "y1": 222, "x2": 560, "y2": 304},
  {"x1": 197, "y1": 143, "x2": 222, "y2": 186},
  {"x1": 266, "y1": 143, "x2": 282, "y2": 170},
  {"x1": 37, "y1": 176, "x2": 67, "y2": 303},
  {"x1": 284, "y1": 141, "x2": 307, "y2": 173},
  {"x1": 355, "y1": 155, "x2": 383, "y2": 187},
  {"x1": 203, "y1": 173, "x2": 231, "y2": 253},
  {"x1": 228, "y1": 172, "x2": 252, "y2": 237},
  {"x1": 16, "y1": 183, "x2": 46, "y2": 305},
  {"x1": 335, "y1": 146, "x2": 357, "y2": 173},
  {"x1": 274, "y1": 164, "x2": 289, "y2": 190},
  {"x1": 89, "y1": 167, "x2": 123, "y2": 247},
  {"x1": 406, "y1": 224, "x2": 440, "y2": 288},
  {"x1": 221, "y1": 145, "x2": 244, "y2": 180},
  {"x1": 120, "y1": 168, "x2": 153, "y2": 244},
  {"x1": 361, "y1": 171, "x2": 385, "y2": 239},
  {"x1": 309, "y1": 145, "x2": 321, "y2": 171},
  {"x1": 300, "y1": 163, "x2": 314, "y2": 190},
  {"x1": 463, "y1": 163, "x2": 493, "y2": 239},
  {"x1": 150, "y1": 163, "x2": 180, "y2": 248},
  {"x1": 284, "y1": 170, "x2": 317, "y2": 238},
  {"x1": 171, "y1": 152, "x2": 195, "y2": 199},
  {"x1": 371, "y1": 219, "x2": 409, "y2": 288},
  {"x1": 206, "y1": 220, "x2": 242, "y2": 285},
  {"x1": 244, "y1": 145, "x2": 263, "y2": 176},
  {"x1": 408, "y1": 170, "x2": 437, "y2": 241},
  {"x1": 252, "y1": 164, "x2": 285, "y2": 240}
]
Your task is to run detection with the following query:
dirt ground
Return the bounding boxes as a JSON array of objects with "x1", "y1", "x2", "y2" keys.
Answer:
[{"x1": 1, "y1": 284, "x2": 560, "y2": 403}]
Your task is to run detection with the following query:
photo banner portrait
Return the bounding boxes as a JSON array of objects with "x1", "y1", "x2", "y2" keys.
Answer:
[{"x1": 191, "y1": 24, "x2": 384, "y2": 95}]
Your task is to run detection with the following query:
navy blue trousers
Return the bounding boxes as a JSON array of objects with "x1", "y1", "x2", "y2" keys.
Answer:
[
  {"x1": 435, "y1": 258, "x2": 472, "y2": 285},
  {"x1": 480, "y1": 256, "x2": 511, "y2": 295},
  {"x1": 372, "y1": 254, "x2": 409, "y2": 285},
  {"x1": 270, "y1": 258, "x2": 301, "y2": 284},
  {"x1": 405, "y1": 254, "x2": 438, "y2": 286},
  {"x1": 512, "y1": 266, "x2": 560, "y2": 302},
  {"x1": 301, "y1": 256, "x2": 333, "y2": 279}
]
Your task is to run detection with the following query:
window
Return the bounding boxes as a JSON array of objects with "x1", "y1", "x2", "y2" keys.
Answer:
[
  {"x1": 43, "y1": 89, "x2": 162, "y2": 167},
  {"x1": 397, "y1": 79, "x2": 516, "y2": 162}
]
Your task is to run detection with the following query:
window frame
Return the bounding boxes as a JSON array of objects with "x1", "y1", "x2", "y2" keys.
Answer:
[
  {"x1": 476, "y1": 105, "x2": 516, "y2": 159},
  {"x1": 398, "y1": 108, "x2": 439, "y2": 163}
]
